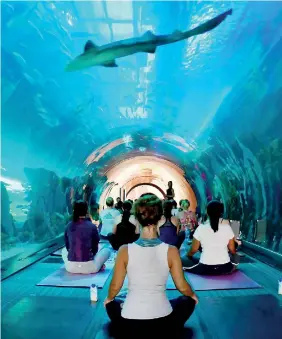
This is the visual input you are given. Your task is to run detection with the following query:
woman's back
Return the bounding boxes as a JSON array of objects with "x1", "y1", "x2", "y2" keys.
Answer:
[
  {"x1": 122, "y1": 242, "x2": 172, "y2": 319},
  {"x1": 159, "y1": 217, "x2": 178, "y2": 246},
  {"x1": 193, "y1": 222, "x2": 234, "y2": 265},
  {"x1": 66, "y1": 219, "x2": 99, "y2": 261}
]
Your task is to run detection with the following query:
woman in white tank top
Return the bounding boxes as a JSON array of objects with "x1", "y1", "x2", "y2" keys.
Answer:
[
  {"x1": 104, "y1": 194, "x2": 198, "y2": 338},
  {"x1": 182, "y1": 200, "x2": 238, "y2": 275}
]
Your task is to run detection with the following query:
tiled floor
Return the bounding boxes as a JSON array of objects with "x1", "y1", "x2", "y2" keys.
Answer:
[{"x1": 2, "y1": 250, "x2": 282, "y2": 339}]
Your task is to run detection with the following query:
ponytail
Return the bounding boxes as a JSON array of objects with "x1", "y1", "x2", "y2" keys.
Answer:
[
  {"x1": 121, "y1": 209, "x2": 131, "y2": 223},
  {"x1": 209, "y1": 215, "x2": 220, "y2": 233},
  {"x1": 121, "y1": 201, "x2": 132, "y2": 224},
  {"x1": 207, "y1": 200, "x2": 224, "y2": 233}
]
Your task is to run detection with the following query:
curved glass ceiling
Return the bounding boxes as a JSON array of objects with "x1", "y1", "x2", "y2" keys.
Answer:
[{"x1": 1, "y1": 1, "x2": 282, "y2": 256}]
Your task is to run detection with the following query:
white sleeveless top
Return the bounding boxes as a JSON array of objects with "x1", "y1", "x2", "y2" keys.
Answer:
[
  {"x1": 193, "y1": 222, "x2": 235, "y2": 265},
  {"x1": 121, "y1": 242, "x2": 173, "y2": 319}
]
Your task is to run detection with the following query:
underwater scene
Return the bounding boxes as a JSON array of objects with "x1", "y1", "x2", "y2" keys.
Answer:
[{"x1": 1, "y1": 1, "x2": 282, "y2": 260}]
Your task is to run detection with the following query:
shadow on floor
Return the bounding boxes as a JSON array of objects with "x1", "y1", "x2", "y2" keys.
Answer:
[{"x1": 97, "y1": 322, "x2": 194, "y2": 339}]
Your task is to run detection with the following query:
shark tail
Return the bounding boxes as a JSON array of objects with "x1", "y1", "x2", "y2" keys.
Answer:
[{"x1": 183, "y1": 8, "x2": 233, "y2": 39}]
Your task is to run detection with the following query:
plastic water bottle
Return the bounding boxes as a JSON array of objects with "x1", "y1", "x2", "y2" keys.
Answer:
[
  {"x1": 278, "y1": 279, "x2": 282, "y2": 295},
  {"x1": 90, "y1": 284, "x2": 98, "y2": 302}
]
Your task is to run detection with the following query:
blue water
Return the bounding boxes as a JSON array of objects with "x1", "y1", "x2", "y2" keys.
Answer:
[{"x1": 1, "y1": 1, "x2": 282, "y2": 257}]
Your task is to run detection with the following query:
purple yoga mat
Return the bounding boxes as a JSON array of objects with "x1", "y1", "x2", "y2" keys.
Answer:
[
  {"x1": 37, "y1": 261, "x2": 114, "y2": 288},
  {"x1": 122, "y1": 270, "x2": 260, "y2": 291},
  {"x1": 186, "y1": 270, "x2": 261, "y2": 291}
]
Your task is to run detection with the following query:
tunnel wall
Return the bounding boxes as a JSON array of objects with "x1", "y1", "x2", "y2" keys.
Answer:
[
  {"x1": 183, "y1": 38, "x2": 282, "y2": 251},
  {"x1": 1, "y1": 1, "x2": 282, "y2": 261}
]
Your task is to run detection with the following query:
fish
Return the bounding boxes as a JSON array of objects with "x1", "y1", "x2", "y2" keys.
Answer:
[{"x1": 65, "y1": 9, "x2": 232, "y2": 72}]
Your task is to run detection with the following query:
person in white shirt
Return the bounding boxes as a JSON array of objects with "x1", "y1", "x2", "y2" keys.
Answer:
[
  {"x1": 182, "y1": 200, "x2": 238, "y2": 275},
  {"x1": 104, "y1": 194, "x2": 198, "y2": 338},
  {"x1": 99, "y1": 197, "x2": 121, "y2": 238}
]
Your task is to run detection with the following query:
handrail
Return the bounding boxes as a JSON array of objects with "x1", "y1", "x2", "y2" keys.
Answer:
[{"x1": 242, "y1": 240, "x2": 282, "y2": 269}]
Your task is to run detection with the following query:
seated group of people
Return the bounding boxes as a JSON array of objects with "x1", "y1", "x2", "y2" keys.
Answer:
[
  {"x1": 62, "y1": 191, "x2": 239, "y2": 338},
  {"x1": 101, "y1": 195, "x2": 197, "y2": 250}
]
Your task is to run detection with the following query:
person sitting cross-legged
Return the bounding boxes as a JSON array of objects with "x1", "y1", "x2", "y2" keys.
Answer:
[
  {"x1": 104, "y1": 194, "x2": 198, "y2": 339},
  {"x1": 181, "y1": 200, "x2": 239, "y2": 275},
  {"x1": 62, "y1": 201, "x2": 111, "y2": 274}
]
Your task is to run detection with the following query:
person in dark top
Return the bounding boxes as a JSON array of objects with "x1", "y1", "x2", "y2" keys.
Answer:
[
  {"x1": 115, "y1": 198, "x2": 123, "y2": 213},
  {"x1": 157, "y1": 200, "x2": 185, "y2": 249},
  {"x1": 62, "y1": 201, "x2": 111, "y2": 274},
  {"x1": 166, "y1": 181, "x2": 175, "y2": 200},
  {"x1": 108, "y1": 200, "x2": 139, "y2": 250}
]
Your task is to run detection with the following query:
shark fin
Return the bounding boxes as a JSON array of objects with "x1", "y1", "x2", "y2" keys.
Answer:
[
  {"x1": 84, "y1": 40, "x2": 99, "y2": 53},
  {"x1": 142, "y1": 45, "x2": 157, "y2": 54},
  {"x1": 173, "y1": 29, "x2": 182, "y2": 35},
  {"x1": 102, "y1": 60, "x2": 118, "y2": 67},
  {"x1": 142, "y1": 30, "x2": 156, "y2": 41}
]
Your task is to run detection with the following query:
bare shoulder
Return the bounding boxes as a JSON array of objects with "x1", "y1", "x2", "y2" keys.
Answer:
[
  {"x1": 167, "y1": 245, "x2": 180, "y2": 267},
  {"x1": 168, "y1": 245, "x2": 179, "y2": 256},
  {"x1": 116, "y1": 245, "x2": 129, "y2": 264},
  {"x1": 119, "y1": 244, "x2": 128, "y2": 254}
]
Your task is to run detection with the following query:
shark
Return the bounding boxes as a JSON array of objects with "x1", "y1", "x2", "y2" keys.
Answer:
[{"x1": 65, "y1": 9, "x2": 232, "y2": 71}]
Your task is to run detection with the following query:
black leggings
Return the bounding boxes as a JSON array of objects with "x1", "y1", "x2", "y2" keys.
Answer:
[
  {"x1": 181, "y1": 256, "x2": 236, "y2": 275},
  {"x1": 106, "y1": 296, "x2": 196, "y2": 339}
]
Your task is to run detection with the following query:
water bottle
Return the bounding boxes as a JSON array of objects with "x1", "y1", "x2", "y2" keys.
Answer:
[
  {"x1": 278, "y1": 278, "x2": 282, "y2": 295},
  {"x1": 90, "y1": 284, "x2": 98, "y2": 302}
]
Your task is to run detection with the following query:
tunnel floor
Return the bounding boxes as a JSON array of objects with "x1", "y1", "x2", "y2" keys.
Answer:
[{"x1": 2, "y1": 248, "x2": 282, "y2": 339}]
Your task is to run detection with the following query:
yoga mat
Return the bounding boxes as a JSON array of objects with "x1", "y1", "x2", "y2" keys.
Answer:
[
  {"x1": 52, "y1": 248, "x2": 63, "y2": 256},
  {"x1": 186, "y1": 270, "x2": 261, "y2": 291},
  {"x1": 37, "y1": 261, "x2": 114, "y2": 288},
  {"x1": 2, "y1": 296, "x2": 97, "y2": 339},
  {"x1": 196, "y1": 295, "x2": 282, "y2": 339}
]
